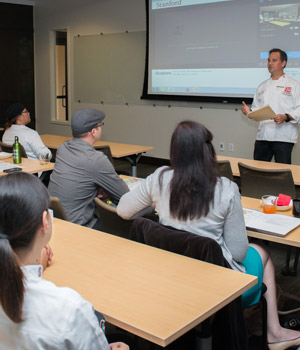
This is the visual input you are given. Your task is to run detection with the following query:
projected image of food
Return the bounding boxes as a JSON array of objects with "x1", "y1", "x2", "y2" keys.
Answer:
[{"x1": 144, "y1": 0, "x2": 300, "y2": 102}]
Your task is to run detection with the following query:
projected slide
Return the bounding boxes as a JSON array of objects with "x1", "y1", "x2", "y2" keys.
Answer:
[{"x1": 145, "y1": 0, "x2": 300, "y2": 101}]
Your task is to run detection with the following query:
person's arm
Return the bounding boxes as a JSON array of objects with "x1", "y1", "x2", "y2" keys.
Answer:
[
  {"x1": 117, "y1": 174, "x2": 154, "y2": 220},
  {"x1": 272, "y1": 83, "x2": 300, "y2": 124},
  {"x1": 285, "y1": 82, "x2": 300, "y2": 123},
  {"x1": 222, "y1": 184, "x2": 248, "y2": 263},
  {"x1": 270, "y1": 81, "x2": 300, "y2": 124},
  {"x1": 241, "y1": 86, "x2": 261, "y2": 117},
  {"x1": 40, "y1": 244, "x2": 53, "y2": 270},
  {"x1": 109, "y1": 343, "x2": 129, "y2": 350},
  {"x1": 94, "y1": 154, "x2": 129, "y2": 204},
  {"x1": 64, "y1": 295, "x2": 111, "y2": 350},
  {"x1": 28, "y1": 130, "x2": 52, "y2": 160}
]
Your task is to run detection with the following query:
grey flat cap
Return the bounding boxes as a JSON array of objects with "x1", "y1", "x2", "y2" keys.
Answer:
[{"x1": 71, "y1": 108, "x2": 105, "y2": 135}]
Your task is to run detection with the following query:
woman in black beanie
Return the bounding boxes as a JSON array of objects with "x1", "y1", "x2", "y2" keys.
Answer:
[{"x1": 2, "y1": 103, "x2": 51, "y2": 161}]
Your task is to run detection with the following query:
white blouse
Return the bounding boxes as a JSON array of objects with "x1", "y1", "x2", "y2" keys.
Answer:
[
  {"x1": 0, "y1": 265, "x2": 109, "y2": 350},
  {"x1": 3, "y1": 125, "x2": 51, "y2": 160}
]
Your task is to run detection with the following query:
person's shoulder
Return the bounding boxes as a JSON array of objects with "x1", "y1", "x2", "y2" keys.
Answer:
[
  {"x1": 38, "y1": 277, "x2": 88, "y2": 312},
  {"x1": 155, "y1": 165, "x2": 172, "y2": 176},
  {"x1": 284, "y1": 74, "x2": 300, "y2": 87},
  {"x1": 149, "y1": 166, "x2": 172, "y2": 182},
  {"x1": 218, "y1": 177, "x2": 239, "y2": 195},
  {"x1": 23, "y1": 125, "x2": 39, "y2": 135},
  {"x1": 34, "y1": 278, "x2": 96, "y2": 334},
  {"x1": 91, "y1": 148, "x2": 114, "y2": 167},
  {"x1": 58, "y1": 138, "x2": 79, "y2": 152},
  {"x1": 257, "y1": 77, "x2": 270, "y2": 90}
]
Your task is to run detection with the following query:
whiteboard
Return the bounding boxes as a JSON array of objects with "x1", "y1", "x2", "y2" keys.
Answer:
[{"x1": 74, "y1": 31, "x2": 147, "y2": 105}]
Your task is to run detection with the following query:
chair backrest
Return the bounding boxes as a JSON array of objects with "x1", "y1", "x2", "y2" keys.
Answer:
[
  {"x1": 94, "y1": 145, "x2": 113, "y2": 165},
  {"x1": 50, "y1": 197, "x2": 68, "y2": 221},
  {"x1": 238, "y1": 162, "x2": 296, "y2": 199},
  {"x1": 217, "y1": 160, "x2": 234, "y2": 181},
  {"x1": 130, "y1": 217, "x2": 226, "y2": 266},
  {"x1": 94, "y1": 197, "x2": 132, "y2": 238},
  {"x1": 0, "y1": 141, "x2": 28, "y2": 158}
]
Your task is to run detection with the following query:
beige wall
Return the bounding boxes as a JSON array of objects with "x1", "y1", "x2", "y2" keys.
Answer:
[{"x1": 34, "y1": 0, "x2": 300, "y2": 162}]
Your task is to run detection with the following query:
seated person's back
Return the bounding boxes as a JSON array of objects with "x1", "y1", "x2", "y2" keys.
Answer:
[
  {"x1": 0, "y1": 172, "x2": 128, "y2": 350},
  {"x1": 117, "y1": 121, "x2": 300, "y2": 349},
  {"x1": 48, "y1": 108, "x2": 128, "y2": 229},
  {"x1": 1, "y1": 264, "x2": 108, "y2": 349}
]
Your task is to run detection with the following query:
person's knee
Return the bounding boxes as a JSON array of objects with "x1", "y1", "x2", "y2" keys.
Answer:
[{"x1": 249, "y1": 242, "x2": 270, "y2": 267}]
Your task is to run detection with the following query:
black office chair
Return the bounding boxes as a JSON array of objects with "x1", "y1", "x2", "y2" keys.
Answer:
[
  {"x1": 94, "y1": 197, "x2": 158, "y2": 239},
  {"x1": 217, "y1": 160, "x2": 234, "y2": 181},
  {"x1": 94, "y1": 197, "x2": 132, "y2": 238},
  {"x1": 238, "y1": 162, "x2": 296, "y2": 199},
  {"x1": 94, "y1": 145, "x2": 129, "y2": 175},
  {"x1": 0, "y1": 141, "x2": 28, "y2": 158},
  {"x1": 94, "y1": 145, "x2": 114, "y2": 165},
  {"x1": 238, "y1": 162, "x2": 299, "y2": 277},
  {"x1": 129, "y1": 217, "x2": 258, "y2": 350}
]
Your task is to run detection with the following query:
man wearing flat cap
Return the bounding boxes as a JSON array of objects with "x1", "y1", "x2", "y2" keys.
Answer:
[
  {"x1": 48, "y1": 108, "x2": 129, "y2": 229},
  {"x1": 2, "y1": 103, "x2": 51, "y2": 161}
]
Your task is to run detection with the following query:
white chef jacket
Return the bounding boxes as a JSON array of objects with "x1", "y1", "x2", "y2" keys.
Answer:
[
  {"x1": 0, "y1": 265, "x2": 109, "y2": 350},
  {"x1": 252, "y1": 74, "x2": 300, "y2": 143},
  {"x1": 3, "y1": 125, "x2": 52, "y2": 160}
]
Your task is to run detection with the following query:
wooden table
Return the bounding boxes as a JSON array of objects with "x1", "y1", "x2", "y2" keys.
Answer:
[
  {"x1": 217, "y1": 155, "x2": 300, "y2": 186},
  {"x1": 41, "y1": 134, "x2": 154, "y2": 177},
  {"x1": 43, "y1": 219, "x2": 257, "y2": 347},
  {"x1": 243, "y1": 196, "x2": 300, "y2": 247},
  {"x1": 0, "y1": 157, "x2": 54, "y2": 175}
]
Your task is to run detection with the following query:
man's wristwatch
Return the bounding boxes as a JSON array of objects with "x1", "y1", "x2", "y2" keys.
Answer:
[{"x1": 285, "y1": 113, "x2": 291, "y2": 122}]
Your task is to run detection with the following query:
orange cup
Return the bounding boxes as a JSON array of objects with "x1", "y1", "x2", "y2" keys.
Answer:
[{"x1": 262, "y1": 195, "x2": 276, "y2": 214}]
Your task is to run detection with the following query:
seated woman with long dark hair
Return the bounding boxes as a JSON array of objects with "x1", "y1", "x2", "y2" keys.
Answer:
[
  {"x1": 117, "y1": 121, "x2": 300, "y2": 350},
  {"x1": 0, "y1": 172, "x2": 128, "y2": 350}
]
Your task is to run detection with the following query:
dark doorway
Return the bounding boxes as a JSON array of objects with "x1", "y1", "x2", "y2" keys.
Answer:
[{"x1": 0, "y1": 3, "x2": 34, "y2": 132}]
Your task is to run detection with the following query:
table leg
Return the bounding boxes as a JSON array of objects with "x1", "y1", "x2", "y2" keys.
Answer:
[{"x1": 125, "y1": 153, "x2": 142, "y2": 177}]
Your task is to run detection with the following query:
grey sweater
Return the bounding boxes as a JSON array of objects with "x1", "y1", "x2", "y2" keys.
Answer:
[
  {"x1": 49, "y1": 138, "x2": 129, "y2": 227},
  {"x1": 117, "y1": 166, "x2": 248, "y2": 272}
]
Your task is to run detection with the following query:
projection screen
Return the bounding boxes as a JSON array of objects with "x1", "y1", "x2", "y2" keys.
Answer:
[{"x1": 142, "y1": 0, "x2": 300, "y2": 103}]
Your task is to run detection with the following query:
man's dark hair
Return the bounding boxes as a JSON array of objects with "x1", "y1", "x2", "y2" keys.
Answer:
[{"x1": 269, "y1": 48, "x2": 288, "y2": 67}]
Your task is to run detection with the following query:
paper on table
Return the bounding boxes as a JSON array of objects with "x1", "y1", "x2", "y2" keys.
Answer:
[
  {"x1": 248, "y1": 105, "x2": 276, "y2": 122},
  {"x1": 0, "y1": 152, "x2": 13, "y2": 160},
  {"x1": 0, "y1": 162, "x2": 23, "y2": 172},
  {"x1": 243, "y1": 208, "x2": 300, "y2": 236},
  {"x1": 123, "y1": 176, "x2": 145, "y2": 191}
]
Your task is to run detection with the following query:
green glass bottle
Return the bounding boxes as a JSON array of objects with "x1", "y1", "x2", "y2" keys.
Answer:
[{"x1": 13, "y1": 136, "x2": 21, "y2": 164}]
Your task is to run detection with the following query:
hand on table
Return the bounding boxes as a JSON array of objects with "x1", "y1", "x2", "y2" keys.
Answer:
[
  {"x1": 109, "y1": 342, "x2": 129, "y2": 350},
  {"x1": 40, "y1": 244, "x2": 53, "y2": 270},
  {"x1": 241, "y1": 101, "x2": 251, "y2": 116}
]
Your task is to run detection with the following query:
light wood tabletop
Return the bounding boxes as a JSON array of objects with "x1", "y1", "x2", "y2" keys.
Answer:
[
  {"x1": 41, "y1": 134, "x2": 154, "y2": 176},
  {"x1": 217, "y1": 155, "x2": 300, "y2": 186},
  {"x1": 242, "y1": 196, "x2": 300, "y2": 247},
  {"x1": 0, "y1": 157, "x2": 54, "y2": 175},
  {"x1": 43, "y1": 219, "x2": 257, "y2": 347},
  {"x1": 41, "y1": 134, "x2": 154, "y2": 158}
]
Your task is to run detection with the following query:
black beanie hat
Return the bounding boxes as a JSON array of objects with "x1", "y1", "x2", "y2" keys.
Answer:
[{"x1": 6, "y1": 103, "x2": 25, "y2": 121}]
